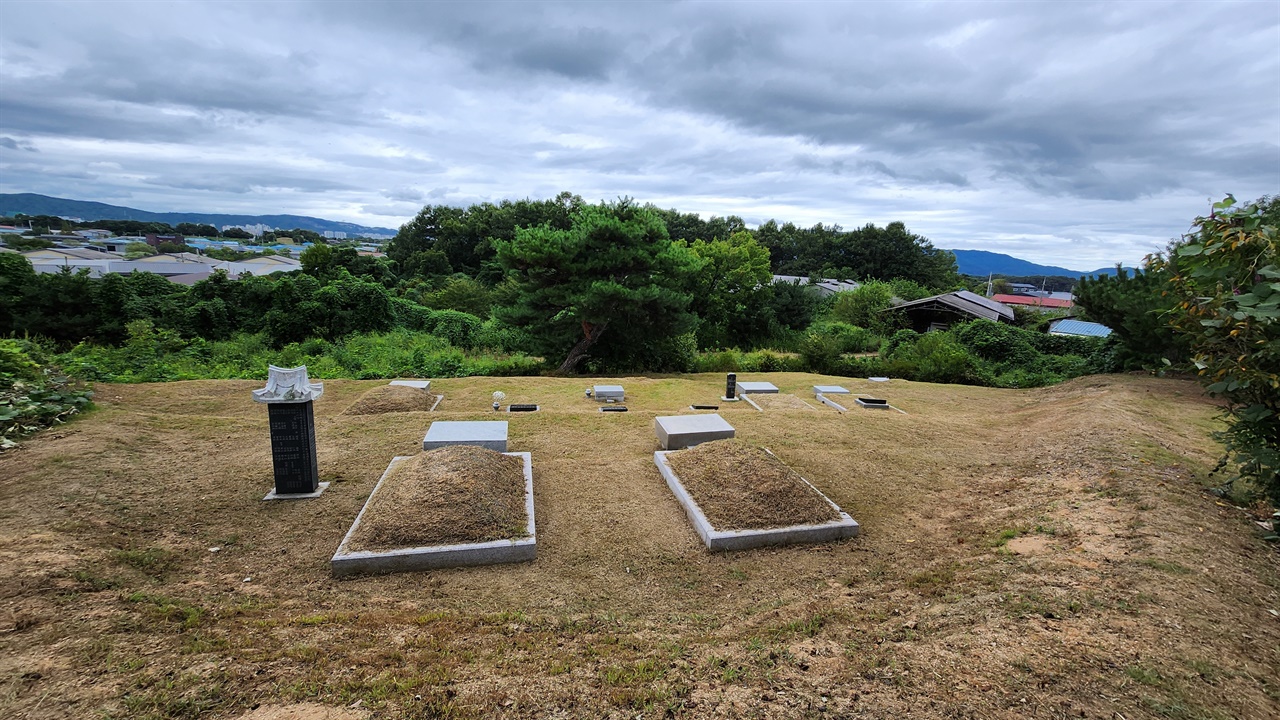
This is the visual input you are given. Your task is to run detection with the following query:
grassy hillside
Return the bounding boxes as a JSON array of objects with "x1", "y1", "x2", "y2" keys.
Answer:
[{"x1": 2, "y1": 373, "x2": 1277, "y2": 719}]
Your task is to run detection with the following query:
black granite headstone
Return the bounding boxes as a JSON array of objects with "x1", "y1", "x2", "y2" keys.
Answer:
[
  {"x1": 725, "y1": 373, "x2": 737, "y2": 399},
  {"x1": 507, "y1": 404, "x2": 539, "y2": 412},
  {"x1": 267, "y1": 401, "x2": 320, "y2": 494}
]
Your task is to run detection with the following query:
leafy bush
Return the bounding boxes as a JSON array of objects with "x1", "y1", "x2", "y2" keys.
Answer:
[
  {"x1": 0, "y1": 340, "x2": 41, "y2": 382},
  {"x1": 798, "y1": 333, "x2": 842, "y2": 374},
  {"x1": 882, "y1": 329, "x2": 921, "y2": 357},
  {"x1": 806, "y1": 321, "x2": 881, "y2": 353},
  {"x1": 889, "y1": 332, "x2": 987, "y2": 385},
  {"x1": 1, "y1": 341, "x2": 93, "y2": 449},
  {"x1": 425, "y1": 310, "x2": 483, "y2": 350},
  {"x1": 473, "y1": 318, "x2": 531, "y2": 353},
  {"x1": 390, "y1": 296, "x2": 433, "y2": 331},
  {"x1": 952, "y1": 320, "x2": 1038, "y2": 365},
  {"x1": 829, "y1": 281, "x2": 895, "y2": 333}
]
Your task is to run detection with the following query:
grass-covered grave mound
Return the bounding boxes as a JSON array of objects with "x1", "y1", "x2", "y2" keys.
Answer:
[
  {"x1": 664, "y1": 439, "x2": 840, "y2": 530},
  {"x1": 347, "y1": 445, "x2": 527, "y2": 552},
  {"x1": 341, "y1": 384, "x2": 436, "y2": 415}
]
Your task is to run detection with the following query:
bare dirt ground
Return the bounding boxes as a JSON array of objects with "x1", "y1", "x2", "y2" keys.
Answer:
[{"x1": 1, "y1": 372, "x2": 1277, "y2": 719}]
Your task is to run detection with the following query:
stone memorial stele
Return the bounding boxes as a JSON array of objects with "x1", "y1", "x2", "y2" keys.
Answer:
[
  {"x1": 253, "y1": 365, "x2": 326, "y2": 499},
  {"x1": 722, "y1": 373, "x2": 738, "y2": 402}
]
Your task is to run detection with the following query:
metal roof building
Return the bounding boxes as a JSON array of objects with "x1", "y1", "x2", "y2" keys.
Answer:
[
  {"x1": 888, "y1": 290, "x2": 1014, "y2": 332},
  {"x1": 1048, "y1": 318, "x2": 1113, "y2": 338}
]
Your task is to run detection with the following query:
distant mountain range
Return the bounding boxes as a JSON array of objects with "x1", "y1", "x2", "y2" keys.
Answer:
[
  {"x1": 0, "y1": 193, "x2": 398, "y2": 237},
  {"x1": 946, "y1": 249, "x2": 1122, "y2": 279}
]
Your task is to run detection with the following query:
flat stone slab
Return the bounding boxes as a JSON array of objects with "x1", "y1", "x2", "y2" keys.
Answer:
[
  {"x1": 655, "y1": 414, "x2": 735, "y2": 450},
  {"x1": 654, "y1": 451, "x2": 860, "y2": 551},
  {"x1": 856, "y1": 397, "x2": 890, "y2": 409},
  {"x1": 389, "y1": 380, "x2": 431, "y2": 391},
  {"x1": 264, "y1": 482, "x2": 330, "y2": 501},
  {"x1": 423, "y1": 421, "x2": 508, "y2": 451},
  {"x1": 813, "y1": 385, "x2": 850, "y2": 395},
  {"x1": 331, "y1": 453, "x2": 534, "y2": 576},
  {"x1": 869, "y1": 377, "x2": 890, "y2": 383},
  {"x1": 593, "y1": 384, "x2": 625, "y2": 401},
  {"x1": 737, "y1": 381, "x2": 779, "y2": 394}
]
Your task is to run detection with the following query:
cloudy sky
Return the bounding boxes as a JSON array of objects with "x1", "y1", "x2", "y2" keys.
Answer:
[{"x1": 2, "y1": 1, "x2": 1276, "y2": 269}]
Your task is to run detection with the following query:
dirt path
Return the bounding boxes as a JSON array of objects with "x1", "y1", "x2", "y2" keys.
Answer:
[{"x1": 1, "y1": 373, "x2": 1276, "y2": 719}]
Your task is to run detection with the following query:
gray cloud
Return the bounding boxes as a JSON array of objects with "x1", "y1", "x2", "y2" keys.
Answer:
[{"x1": 0, "y1": 0, "x2": 1276, "y2": 269}]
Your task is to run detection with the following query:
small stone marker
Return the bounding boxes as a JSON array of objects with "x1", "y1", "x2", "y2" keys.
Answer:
[
  {"x1": 856, "y1": 397, "x2": 890, "y2": 409},
  {"x1": 655, "y1": 413, "x2": 735, "y2": 450},
  {"x1": 813, "y1": 385, "x2": 850, "y2": 395},
  {"x1": 600, "y1": 406, "x2": 628, "y2": 413},
  {"x1": 869, "y1": 377, "x2": 890, "y2": 383},
  {"x1": 389, "y1": 380, "x2": 431, "y2": 391},
  {"x1": 737, "y1": 381, "x2": 779, "y2": 394},
  {"x1": 423, "y1": 420, "x2": 509, "y2": 451},
  {"x1": 253, "y1": 365, "x2": 327, "y2": 499},
  {"x1": 722, "y1": 372, "x2": 738, "y2": 401},
  {"x1": 593, "y1": 384, "x2": 624, "y2": 402},
  {"x1": 507, "y1": 404, "x2": 539, "y2": 412}
]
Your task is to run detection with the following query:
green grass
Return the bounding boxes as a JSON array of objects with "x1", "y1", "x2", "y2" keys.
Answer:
[
  {"x1": 1138, "y1": 558, "x2": 1194, "y2": 575},
  {"x1": 126, "y1": 591, "x2": 203, "y2": 630},
  {"x1": 111, "y1": 547, "x2": 177, "y2": 579}
]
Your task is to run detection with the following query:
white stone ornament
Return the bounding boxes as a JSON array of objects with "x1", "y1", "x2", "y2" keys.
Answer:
[{"x1": 253, "y1": 365, "x2": 324, "y2": 403}]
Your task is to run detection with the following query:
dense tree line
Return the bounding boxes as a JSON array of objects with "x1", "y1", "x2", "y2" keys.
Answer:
[{"x1": 5, "y1": 192, "x2": 972, "y2": 373}]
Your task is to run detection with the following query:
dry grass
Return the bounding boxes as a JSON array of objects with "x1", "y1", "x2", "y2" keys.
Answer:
[
  {"x1": 665, "y1": 439, "x2": 839, "y2": 530},
  {"x1": 1, "y1": 372, "x2": 1277, "y2": 720},
  {"x1": 746, "y1": 393, "x2": 817, "y2": 411},
  {"x1": 346, "y1": 446, "x2": 527, "y2": 552}
]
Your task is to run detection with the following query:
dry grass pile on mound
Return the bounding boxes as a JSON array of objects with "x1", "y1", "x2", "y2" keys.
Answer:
[
  {"x1": 749, "y1": 393, "x2": 816, "y2": 411},
  {"x1": 665, "y1": 439, "x2": 839, "y2": 530},
  {"x1": 341, "y1": 385, "x2": 435, "y2": 415},
  {"x1": 347, "y1": 446, "x2": 526, "y2": 551}
]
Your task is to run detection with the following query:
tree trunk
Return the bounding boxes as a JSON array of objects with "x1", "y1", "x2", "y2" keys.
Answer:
[{"x1": 557, "y1": 321, "x2": 608, "y2": 374}]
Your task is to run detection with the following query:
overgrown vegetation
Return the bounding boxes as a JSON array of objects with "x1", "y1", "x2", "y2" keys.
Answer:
[
  {"x1": 1157, "y1": 195, "x2": 1279, "y2": 502},
  {"x1": 0, "y1": 339, "x2": 93, "y2": 449}
]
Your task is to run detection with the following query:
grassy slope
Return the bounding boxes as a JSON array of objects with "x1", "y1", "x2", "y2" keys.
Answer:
[{"x1": 0, "y1": 373, "x2": 1276, "y2": 719}]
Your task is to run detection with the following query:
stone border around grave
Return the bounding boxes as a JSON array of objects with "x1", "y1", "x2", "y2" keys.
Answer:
[
  {"x1": 653, "y1": 451, "x2": 860, "y2": 551},
  {"x1": 814, "y1": 393, "x2": 848, "y2": 412},
  {"x1": 330, "y1": 452, "x2": 535, "y2": 577}
]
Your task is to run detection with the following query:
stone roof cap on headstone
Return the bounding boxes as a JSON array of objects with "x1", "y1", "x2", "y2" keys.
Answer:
[{"x1": 253, "y1": 365, "x2": 324, "y2": 403}]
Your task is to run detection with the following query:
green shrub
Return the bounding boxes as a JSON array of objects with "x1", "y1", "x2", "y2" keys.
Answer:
[
  {"x1": 425, "y1": 310, "x2": 483, "y2": 350},
  {"x1": 806, "y1": 321, "x2": 880, "y2": 353},
  {"x1": 799, "y1": 333, "x2": 842, "y2": 374},
  {"x1": 882, "y1": 329, "x2": 921, "y2": 357},
  {"x1": 952, "y1": 320, "x2": 1037, "y2": 365},
  {"x1": 1, "y1": 348, "x2": 93, "y2": 449},
  {"x1": 0, "y1": 340, "x2": 41, "y2": 383},
  {"x1": 473, "y1": 319, "x2": 531, "y2": 353},
  {"x1": 390, "y1": 296, "x2": 433, "y2": 331}
]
